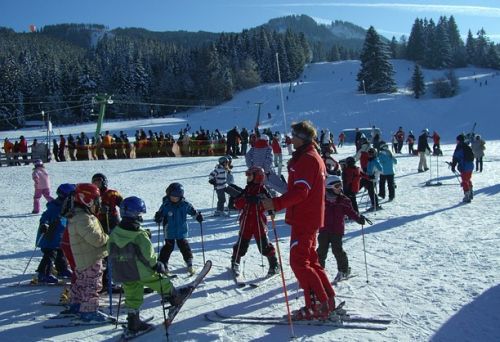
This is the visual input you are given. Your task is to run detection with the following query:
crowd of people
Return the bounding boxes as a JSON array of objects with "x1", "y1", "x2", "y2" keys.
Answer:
[{"x1": 19, "y1": 118, "x2": 488, "y2": 335}]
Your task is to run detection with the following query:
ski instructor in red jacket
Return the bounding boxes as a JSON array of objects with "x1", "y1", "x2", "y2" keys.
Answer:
[{"x1": 262, "y1": 120, "x2": 335, "y2": 320}]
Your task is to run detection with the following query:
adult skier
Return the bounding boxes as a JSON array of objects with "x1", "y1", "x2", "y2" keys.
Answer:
[{"x1": 262, "y1": 120, "x2": 336, "y2": 320}]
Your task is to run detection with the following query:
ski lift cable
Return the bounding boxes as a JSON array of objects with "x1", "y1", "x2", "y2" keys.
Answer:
[{"x1": 0, "y1": 103, "x2": 88, "y2": 123}]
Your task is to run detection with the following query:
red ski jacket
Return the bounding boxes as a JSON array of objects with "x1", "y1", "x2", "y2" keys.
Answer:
[
  {"x1": 271, "y1": 138, "x2": 282, "y2": 154},
  {"x1": 342, "y1": 166, "x2": 361, "y2": 193},
  {"x1": 272, "y1": 143, "x2": 325, "y2": 231},
  {"x1": 234, "y1": 183, "x2": 268, "y2": 237}
]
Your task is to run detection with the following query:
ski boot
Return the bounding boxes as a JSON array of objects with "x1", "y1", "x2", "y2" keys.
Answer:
[
  {"x1": 164, "y1": 286, "x2": 192, "y2": 307},
  {"x1": 267, "y1": 256, "x2": 280, "y2": 276},
  {"x1": 231, "y1": 261, "x2": 241, "y2": 277},
  {"x1": 127, "y1": 310, "x2": 152, "y2": 333}
]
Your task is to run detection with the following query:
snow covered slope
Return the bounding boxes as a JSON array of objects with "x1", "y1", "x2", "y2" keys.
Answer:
[{"x1": 0, "y1": 60, "x2": 499, "y2": 341}]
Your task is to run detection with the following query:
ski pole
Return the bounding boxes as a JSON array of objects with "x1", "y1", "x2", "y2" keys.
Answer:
[
  {"x1": 361, "y1": 224, "x2": 369, "y2": 283},
  {"x1": 157, "y1": 222, "x2": 161, "y2": 255},
  {"x1": 115, "y1": 284, "x2": 123, "y2": 329},
  {"x1": 106, "y1": 213, "x2": 113, "y2": 315},
  {"x1": 270, "y1": 214, "x2": 296, "y2": 339},
  {"x1": 256, "y1": 207, "x2": 265, "y2": 269},
  {"x1": 18, "y1": 233, "x2": 45, "y2": 286},
  {"x1": 199, "y1": 222, "x2": 206, "y2": 265},
  {"x1": 158, "y1": 272, "x2": 169, "y2": 339},
  {"x1": 211, "y1": 189, "x2": 215, "y2": 213},
  {"x1": 360, "y1": 217, "x2": 373, "y2": 284}
]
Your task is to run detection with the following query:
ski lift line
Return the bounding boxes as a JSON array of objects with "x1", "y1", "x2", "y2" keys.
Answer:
[
  {"x1": 113, "y1": 100, "x2": 242, "y2": 110},
  {"x1": 0, "y1": 104, "x2": 88, "y2": 123},
  {"x1": 0, "y1": 100, "x2": 83, "y2": 106},
  {"x1": 4, "y1": 93, "x2": 99, "y2": 101}
]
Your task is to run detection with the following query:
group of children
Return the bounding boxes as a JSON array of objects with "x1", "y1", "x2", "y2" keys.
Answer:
[{"x1": 31, "y1": 167, "x2": 196, "y2": 334}]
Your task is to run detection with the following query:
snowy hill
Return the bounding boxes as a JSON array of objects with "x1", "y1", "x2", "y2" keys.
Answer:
[{"x1": 0, "y1": 60, "x2": 499, "y2": 341}]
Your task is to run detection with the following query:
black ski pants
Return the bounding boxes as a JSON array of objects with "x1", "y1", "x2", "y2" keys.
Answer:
[
  {"x1": 37, "y1": 248, "x2": 68, "y2": 275},
  {"x1": 361, "y1": 178, "x2": 378, "y2": 208},
  {"x1": 317, "y1": 231, "x2": 348, "y2": 273},
  {"x1": 379, "y1": 174, "x2": 395, "y2": 200},
  {"x1": 159, "y1": 239, "x2": 193, "y2": 266}
]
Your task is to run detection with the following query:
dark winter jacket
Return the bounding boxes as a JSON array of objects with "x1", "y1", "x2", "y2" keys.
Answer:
[
  {"x1": 36, "y1": 198, "x2": 67, "y2": 249},
  {"x1": 452, "y1": 142, "x2": 474, "y2": 173},
  {"x1": 157, "y1": 198, "x2": 198, "y2": 240},
  {"x1": 417, "y1": 133, "x2": 431, "y2": 152},
  {"x1": 320, "y1": 193, "x2": 361, "y2": 236}
]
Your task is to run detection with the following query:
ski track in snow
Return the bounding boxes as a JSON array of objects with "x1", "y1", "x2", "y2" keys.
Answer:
[{"x1": 0, "y1": 60, "x2": 499, "y2": 341}]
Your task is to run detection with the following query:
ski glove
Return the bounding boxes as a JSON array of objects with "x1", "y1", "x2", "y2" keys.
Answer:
[
  {"x1": 357, "y1": 215, "x2": 366, "y2": 225},
  {"x1": 196, "y1": 212, "x2": 203, "y2": 223},
  {"x1": 154, "y1": 211, "x2": 163, "y2": 224},
  {"x1": 154, "y1": 261, "x2": 167, "y2": 274},
  {"x1": 39, "y1": 223, "x2": 49, "y2": 234},
  {"x1": 208, "y1": 178, "x2": 216, "y2": 186}
]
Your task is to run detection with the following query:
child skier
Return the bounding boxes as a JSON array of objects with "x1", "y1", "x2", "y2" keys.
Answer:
[
  {"x1": 109, "y1": 196, "x2": 191, "y2": 335},
  {"x1": 377, "y1": 142, "x2": 397, "y2": 201},
  {"x1": 362, "y1": 148, "x2": 383, "y2": 211},
  {"x1": 154, "y1": 183, "x2": 203, "y2": 275},
  {"x1": 451, "y1": 134, "x2": 475, "y2": 203},
  {"x1": 91, "y1": 173, "x2": 123, "y2": 233},
  {"x1": 317, "y1": 175, "x2": 366, "y2": 283},
  {"x1": 230, "y1": 166, "x2": 279, "y2": 277},
  {"x1": 35, "y1": 183, "x2": 75, "y2": 284},
  {"x1": 32, "y1": 159, "x2": 54, "y2": 214},
  {"x1": 67, "y1": 183, "x2": 109, "y2": 322},
  {"x1": 209, "y1": 156, "x2": 229, "y2": 216},
  {"x1": 341, "y1": 157, "x2": 361, "y2": 213}
]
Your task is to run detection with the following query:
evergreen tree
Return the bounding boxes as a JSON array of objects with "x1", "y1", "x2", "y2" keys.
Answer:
[
  {"x1": 411, "y1": 64, "x2": 425, "y2": 98},
  {"x1": 357, "y1": 26, "x2": 396, "y2": 94},
  {"x1": 407, "y1": 19, "x2": 425, "y2": 61},
  {"x1": 486, "y1": 43, "x2": 500, "y2": 69},
  {"x1": 434, "y1": 17, "x2": 452, "y2": 68},
  {"x1": 465, "y1": 30, "x2": 475, "y2": 64},
  {"x1": 390, "y1": 36, "x2": 398, "y2": 58},
  {"x1": 475, "y1": 28, "x2": 489, "y2": 67}
]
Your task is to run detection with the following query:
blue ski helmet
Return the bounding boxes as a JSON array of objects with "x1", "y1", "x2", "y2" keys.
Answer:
[
  {"x1": 120, "y1": 196, "x2": 147, "y2": 219},
  {"x1": 166, "y1": 182, "x2": 184, "y2": 198},
  {"x1": 56, "y1": 183, "x2": 76, "y2": 198}
]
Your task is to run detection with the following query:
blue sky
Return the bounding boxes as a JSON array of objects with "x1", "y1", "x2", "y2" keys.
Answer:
[{"x1": 2, "y1": 0, "x2": 500, "y2": 42}]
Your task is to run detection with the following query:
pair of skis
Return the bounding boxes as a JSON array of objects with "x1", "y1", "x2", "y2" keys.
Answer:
[
  {"x1": 205, "y1": 301, "x2": 391, "y2": 331},
  {"x1": 230, "y1": 268, "x2": 279, "y2": 288}
]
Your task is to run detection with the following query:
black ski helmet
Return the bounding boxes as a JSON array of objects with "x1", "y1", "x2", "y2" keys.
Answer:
[
  {"x1": 166, "y1": 182, "x2": 184, "y2": 198},
  {"x1": 91, "y1": 173, "x2": 108, "y2": 190}
]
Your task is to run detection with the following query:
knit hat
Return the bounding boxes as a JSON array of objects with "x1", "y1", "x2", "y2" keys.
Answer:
[{"x1": 456, "y1": 134, "x2": 465, "y2": 142}]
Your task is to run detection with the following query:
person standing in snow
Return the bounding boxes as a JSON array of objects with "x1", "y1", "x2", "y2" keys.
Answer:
[
  {"x1": 471, "y1": 135, "x2": 485, "y2": 172},
  {"x1": 262, "y1": 120, "x2": 336, "y2": 320},
  {"x1": 230, "y1": 167, "x2": 279, "y2": 277},
  {"x1": 109, "y1": 196, "x2": 191, "y2": 334},
  {"x1": 363, "y1": 148, "x2": 383, "y2": 211},
  {"x1": 417, "y1": 129, "x2": 431, "y2": 172},
  {"x1": 35, "y1": 183, "x2": 75, "y2": 284},
  {"x1": 317, "y1": 175, "x2": 366, "y2": 283},
  {"x1": 341, "y1": 157, "x2": 362, "y2": 213},
  {"x1": 377, "y1": 142, "x2": 397, "y2": 201},
  {"x1": 209, "y1": 156, "x2": 230, "y2": 216},
  {"x1": 450, "y1": 134, "x2": 475, "y2": 203},
  {"x1": 406, "y1": 130, "x2": 415, "y2": 155},
  {"x1": 271, "y1": 133, "x2": 283, "y2": 176},
  {"x1": 91, "y1": 173, "x2": 123, "y2": 234},
  {"x1": 432, "y1": 131, "x2": 442, "y2": 156},
  {"x1": 67, "y1": 183, "x2": 109, "y2": 322},
  {"x1": 154, "y1": 183, "x2": 203, "y2": 275},
  {"x1": 32, "y1": 159, "x2": 54, "y2": 214}
]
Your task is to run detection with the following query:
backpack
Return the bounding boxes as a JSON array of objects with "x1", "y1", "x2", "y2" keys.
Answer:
[{"x1": 463, "y1": 144, "x2": 474, "y2": 162}]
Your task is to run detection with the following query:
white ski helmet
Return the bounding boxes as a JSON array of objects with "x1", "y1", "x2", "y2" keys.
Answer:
[{"x1": 325, "y1": 175, "x2": 342, "y2": 189}]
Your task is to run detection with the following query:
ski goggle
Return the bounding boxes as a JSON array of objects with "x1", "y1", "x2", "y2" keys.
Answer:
[{"x1": 326, "y1": 183, "x2": 342, "y2": 189}]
